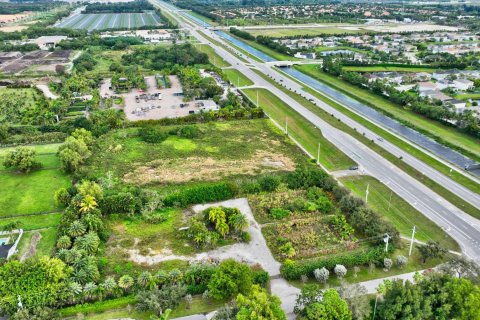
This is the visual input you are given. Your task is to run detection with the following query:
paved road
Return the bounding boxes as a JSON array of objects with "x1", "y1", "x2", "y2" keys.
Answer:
[{"x1": 154, "y1": 1, "x2": 480, "y2": 262}]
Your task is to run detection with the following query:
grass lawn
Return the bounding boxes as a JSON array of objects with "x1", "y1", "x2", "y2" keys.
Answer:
[
  {"x1": 0, "y1": 212, "x2": 62, "y2": 231},
  {"x1": 340, "y1": 176, "x2": 460, "y2": 252},
  {"x1": 196, "y1": 30, "x2": 250, "y2": 64},
  {"x1": 342, "y1": 65, "x2": 439, "y2": 73},
  {"x1": 85, "y1": 119, "x2": 305, "y2": 187},
  {"x1": 455, "y1": 93, "x2": 480, "y2": 100},
  {"x1": 0, "y1": 165, "x2": 70, "y2": 218},
  {"x1": 248, "y1": 26, "x2": 367, "y2": 37},
  {"x1": 195, "y1": 44, "x2": 231, "y2": 68},
  {"x1": 241, "y1": 88, "x2": 356, "y2": 171},
  {"x1": 187, "y1": 10, "x2": 217, "y2": 26},
  {"x1": 223, "y1": 68, "x2": 253, "y2": 87},
  {"x1": 16, "y1": 227, "x2": 58, "y2": 258},
  {"x1": 295, "y1": 64, "x2": 480, "y2": 162},
  {"x1": 316, "y1": 46, "x2": 370, "y2": 55},
  {"x1": 267, "y1": 68, "x2": 480, "y2": 218},
  {"x1": 290, "y1": 241, "x2": 449, "y2": 289}
]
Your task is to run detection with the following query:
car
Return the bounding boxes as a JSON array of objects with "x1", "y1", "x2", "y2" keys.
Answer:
[{"x1": 349, "y1": 165, "x2": 359, "y2": 170}]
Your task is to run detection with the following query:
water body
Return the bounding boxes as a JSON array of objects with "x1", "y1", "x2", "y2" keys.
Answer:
[{"x1": 177, "y1": 7, "x2": 480, "y2": 177}]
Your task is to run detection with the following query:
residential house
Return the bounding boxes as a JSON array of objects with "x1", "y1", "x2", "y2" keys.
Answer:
[
  {"x1": 452, "y1": 79, "x2": 474, "y2": 91},
  {"x1": 34, "y1": 36, "x2": 68, "y2": 50},
  {"x1": 446, "y1": 99, "x2": 467, "y2": 113}
]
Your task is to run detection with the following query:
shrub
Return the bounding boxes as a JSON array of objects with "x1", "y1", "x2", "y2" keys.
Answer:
[
  {"x1": 241, "y1": 231, "x2": 251, "y2": 243},
  {"x1": 334, "y1": 264, "x2": 347, "y2": 279},
  {"x1": 138, "y1": 127, "x2": 168, "y2": 143},
  {"x1": 208, "y1": 259, "x2": 253, "y2": 300},
  {"x1": 383, "y1": 258, "x2": 392, "y2": 271},
  {"x1": 396, "y1": 255, "x2": 407, "y2": 269},
  {"x1": 258, "y1": 175, "x2": 282, "y2": 192},
  {"x1": 173, "y1": 125, "x2": 201, "y2": 138},
  {"x1": 252, "y1": 270, "x2": 270, "y2": 288},
  {"x1": 270, "y1": 208, "x2": 290, "y2": 220},
  {"x1": 3, "y1": 147, "x2": 41, "y2": 173},
  {"x1": 313, "y1": 267, "x2": 329, "y2": 283},
  {"x1": 54, "y1": 188, "x2": 72, "y2": 207},
  {"x1": 100, "y1": 192, "x2": 140, "y2": 215}
]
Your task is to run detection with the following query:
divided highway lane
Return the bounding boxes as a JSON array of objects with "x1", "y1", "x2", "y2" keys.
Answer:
[{"x1": 154, "y1": 1, "x2": 480, "y2": 260}]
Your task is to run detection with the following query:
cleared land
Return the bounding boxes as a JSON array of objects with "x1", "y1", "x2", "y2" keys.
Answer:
[
  {"x1": 340, "y1": 175, "x2": 460, "y2": 251},
  {"x1": 55, "y1": 12, "x2": 162, "y2": 31},
  {"x1": 296, "y1": 64, "x2": 480, "y2": 162},
  {"x1": 242, "y1": 88, "x2": 355, "y2": 171},
  {"x1": 0, "y1": 144, "x2": 70, "y2": 217},
  {"x1": 247, "y1": 26, "x2": 368, "y2": 37},
  {"x1": 84, "y1": 119, "x2": 305, "y2": 187}
]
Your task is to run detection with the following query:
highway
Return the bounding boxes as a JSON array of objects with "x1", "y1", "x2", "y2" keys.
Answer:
[{"x1": 154, "y1": 0, "x2": 480, "y2": 261}]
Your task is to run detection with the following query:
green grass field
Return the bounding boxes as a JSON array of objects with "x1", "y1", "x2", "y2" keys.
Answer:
[
  {"x1": 248, "y1": 26, "x2": 368, "y2": 37},
  {"x1": 242, "y1": 88, "x2": 355, "y2": 171},
  {"x1": 340, "y1": 176, "x2": 460, "y2": 251},
  {"x1": 84, "y1": 119, "x2": 308, "y2": 187},
  {"x1": 342, "y1": 65, "x2": 439, "y2": 73},
  {"x1": 194, "y1": 44, "x2": 231, "y2": 68},
  {"x1": 295, "y1": 64, "x2": 480, "y2": 162},
  {"x1": 223, "y1": 68, "x2": 253, "y2": 87},
  {"x1": 0, "y1": 144, "x2": 70, "y2": 217},
  {"x1": 455, "y1": 93, "x2": 480, "y2": 100}
]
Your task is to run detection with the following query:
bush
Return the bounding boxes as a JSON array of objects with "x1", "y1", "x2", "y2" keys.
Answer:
[
  {"x1": 252, "y1": 270, "x2": 270, "y2": 288},
  {"x1": 3, "y1": 147, "x2": 41, "y2": 173},
  {"x1": 334, "y1": 264, "x2": 347, "y2": 278},
  {"x1": 313, "y1": 267, "x2": 329, "y2": 283},
  {"x1": 258, "y1": 175, "x2": 281, "y2": 192},
  {"x1": 163, "y1": 183, "x2": 236, "y2": 207},
  {"x1": 396, "y1": 255, "x2": 407, "y2": 269},
  {"x1": 54, "y1": 188, "x2": 72, "y2": 207},
  {"x1": 270, "y1": 208, "x2": 290, "y2": 220},
  {"x1": 280, "y1": 246, "x2": 390, "y2": 280},
  {"x1": 100, "y1": 192, "x2": 141, "y2": 215},
  {"x1": 138, "y1": 127, "x2": 168, "y2": 143},
  {"x1": 208, "y1": 259, "x2": 253, "y2": 300}
]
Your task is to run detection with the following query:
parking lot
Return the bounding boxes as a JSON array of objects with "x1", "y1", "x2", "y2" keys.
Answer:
[{"x1": 122, "y1": 75, "x2": 219, "y2": 121}]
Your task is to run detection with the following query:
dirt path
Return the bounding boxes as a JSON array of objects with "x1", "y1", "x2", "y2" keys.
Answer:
[{"x1": 20, "y1": 232, "x2": 41, "y2": 262}]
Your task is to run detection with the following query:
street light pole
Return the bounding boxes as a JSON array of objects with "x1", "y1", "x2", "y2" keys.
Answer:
[
  {"x1": 365, "y1": 183, "x2": 370, "y2": 204},
  {"x1": 409, "y1": 226, "x2": 416, "y2": 256},
  {"x1": 317, "y1": 142, "x2": 321, "y2": 165}
]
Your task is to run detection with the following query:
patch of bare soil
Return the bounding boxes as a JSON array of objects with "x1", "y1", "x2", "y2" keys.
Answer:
[
  {"x1": 20, "y1": 232, "x2": 41, "y2": 262},
  {"x1": 123, "y1": 151, "x2": 296, "y2": 185}
]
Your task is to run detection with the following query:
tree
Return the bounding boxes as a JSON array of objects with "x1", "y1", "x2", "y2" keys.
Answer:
[
  {"x1": 54, "y1": 188, "x2": 72, "y2": 207},
  {"x1": 0, "y1": 257, "x2": 70, "y2": 314},
  {"x1": 77, "y1": 180, "x2": 103, "y2": 200},
  {"x1": 338, "y1": 284, "x2": 369, "y2": 320},
  {"x1": 376, "y1": 274, "x2": 480, "y2": 320},
  {"x1": 236, "y1": 285, "x2": 287, "y2": 320},
  {"x1": 137, "y1": 271, "x2": 154, "y2": 289},
  {"x1": 56, "y1": 235, "x2": 72, "y2": 249},
  {"x1": 58, "y1": 136, "x2": 91, "y2": 173},
  {"x1": 3, "y1": 147, "x2": 41, "y2": 173},
  {"x1": 294, "y1": 284, "x2": 322, "y2": 315},
  {"x1": 68, "y1": 220, "x2": 87, "y2": 237},
  {"x1": 118, "y1": 275, "x2": 134, "y2": 291},
  {"x1": 313, "y1": 267, "x2": 329, "y2": 284},
  {"x1": 208, "y1": 259, "x2": 253, "y2": 300},
  {"x1": 79, "y1": 195, "x2": 98, "y2": 213},
  {"x1": 418, "y1": 241, "x2": 447, "y2": 263},
  {"x1": 136, "y1": 284, "x2": 187, "y2": 316},
  {"x1": 384, "y1": 258, "x2": 393, "y2": 271},
  {"x1": 74, "y1": 231, "x2": 100, "y2": 254},
  {"x1": 303, "y1": 289, "x2": 352, "y2": 320}
]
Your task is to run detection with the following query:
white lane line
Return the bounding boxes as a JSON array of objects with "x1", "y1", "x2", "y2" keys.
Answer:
[
  {"x1": 128, "y1": 13, "x2": 131, "y2": 29},
  {"x1": 111, "y1": 13, "x2": 119, "y2": 28}
]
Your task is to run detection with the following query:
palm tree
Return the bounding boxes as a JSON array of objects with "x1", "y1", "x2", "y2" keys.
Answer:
[
  {"x1": 56, "y1": 235, "x2": 72, "y2": 249},
  {"x1": 101, "y1": 276, "x2": 117, "y2": 296},
  {"x1": 229, "y1": 213, "x2": 248, "y2": 232},
  {"x1": 75, "y1": 232, "x2": 100, "y2": 254},
  {"x1": 67, "y1": 281, "x2": 83, "y2": 303},
  {"x1": 79, "y1": 195, "x2": 97, "y2": 213},
  {"x1": 118, "y1": 275, "x2": 134, "y2": 292},
  {"x1": 82, "y1": 212, "x2": 104, "y2": 232},
  {"x1": 68, "y1": 220, "x2": 87, "y2": 238},
  {"x1": 83, "y1": 282, "x2": 98, "y2": 301},
  {"x1": 208, "y1": 207, "x2": 226, "y2": 225},
  {"x1": 137, "y1": 271, "x2": 153, "y2": 289},
  {"x1": 155, "y1": 270, "x2": 168, "y2": 286}
]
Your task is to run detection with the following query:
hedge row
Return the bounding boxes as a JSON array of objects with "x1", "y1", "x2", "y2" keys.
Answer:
[
  {"x1": 59, "y1": 295, "x2": 136, "y2": 317},
  {"x1": 280, "y1": 245, "x2": 390, "y2": 280},
  {"x1": 163, "y1": 182, "x2": 236, "y2": 207}
]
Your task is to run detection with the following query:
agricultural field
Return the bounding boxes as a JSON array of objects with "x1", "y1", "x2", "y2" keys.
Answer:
[
  {"x1": 83, "y1": 119, "x2": 304, "y2": 188},
  {"x1": 0, "y1": 88, "x2": 46, "y2": 124},
  {"x1": 55, "y1": 11, "x2": 162, "y2": 31}
]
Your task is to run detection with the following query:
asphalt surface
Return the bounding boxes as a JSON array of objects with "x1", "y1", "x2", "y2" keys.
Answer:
[{"x1": 154, "y1": 1, "x2": 480, "y2": 262}]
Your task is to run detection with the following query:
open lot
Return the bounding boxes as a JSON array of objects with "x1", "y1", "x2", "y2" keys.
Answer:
[
  {"x1": 85, "y1": 119, "x2": 304, "y2": 187},
  {"x1": 0, "y1": 50, "x2": 73, "y2": 75},
  {"x1": 55, "y1": 12, "x2": 162, "y2": 31}
]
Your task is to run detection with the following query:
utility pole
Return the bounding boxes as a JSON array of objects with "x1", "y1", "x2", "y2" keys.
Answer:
[
  {"x1": 317, "y1": 142, "x2": 321, "y2": 165},
  {"x1": 384, "y1": 233, "x2": 390, "y2": 253},
  {"x1": 365, "y1": 183, "x2": 370, "y2": 204},
  {"x1": 409, "y1": 226, "x2": 416, "y2": 256}
]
